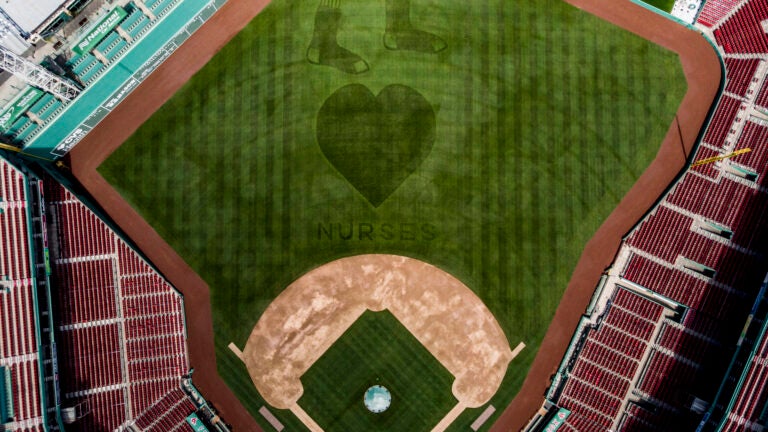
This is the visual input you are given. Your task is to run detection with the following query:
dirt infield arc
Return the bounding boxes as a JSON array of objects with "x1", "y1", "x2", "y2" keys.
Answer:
[
  {"x1": 65, "y1": 0, "x2": 720, "y2": 431},
  {"x1": 241, "y1": 254, "x2": 513, "y2": 410}
]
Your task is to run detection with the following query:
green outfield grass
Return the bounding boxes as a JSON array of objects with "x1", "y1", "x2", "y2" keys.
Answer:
[
  {"x1": 299, "y1": 311, "x2": 456, "y2": 431},
  {"x1": 99, "y1": 0, "x2": 686, "y2": 430}
]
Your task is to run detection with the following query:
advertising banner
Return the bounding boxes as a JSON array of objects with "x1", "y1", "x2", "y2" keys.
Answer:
[
  {"x1": 73, "y1": 7, "x2": 127, "y2": 55},
  {"x1": 186, "y1": 413, "x2": 210, "y2": 432},
  {"x1": 0, "y1": 87, "x2": 43, "y2": 131}
]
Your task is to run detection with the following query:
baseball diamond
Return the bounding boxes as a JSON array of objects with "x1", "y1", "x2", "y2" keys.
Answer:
[
  {"x1": 97, "y1": 0, "x2": 687, "y2": 430},
  {"x1": 5, "y1": 0, "x2": 758, "y2": 428}
]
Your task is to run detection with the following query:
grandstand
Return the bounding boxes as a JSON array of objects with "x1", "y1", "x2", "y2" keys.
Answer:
[
  {"x1": 0, "y1": 0, "x2": 226, "y2": 157},
  {"x1": 526, "y1": 0, "x2": 768, "y2": 430},
  {"x1": 0, "y1": 157, "x2": 45, "y2": 432},
  {"x1": 6, "y1": 0, "x2": 768, "y2": 429},
  {"x1": 43, "y1": 173, "x2": 226, "y2": 431},
  {"x1": 0, "y1": 153, "x2": 229, "y2": 431}
]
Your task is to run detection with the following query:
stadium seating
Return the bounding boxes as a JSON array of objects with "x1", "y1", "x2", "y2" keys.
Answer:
[
  {"x1": 756, "y1": 79, "x2": 768, "y2": 109},
  {"x1": 697, "y1": 0, "x2": 743, "y2": 27},
  {"x1": 45, "y1": 178, "x2": 197, "y2": 430},
  {"x1": 724, "y1": 57, "x2": 761, "y2": 97},
  {"x1": 0, "y1": 158, "x2": 44, "y2": 431},
  {"x1": 666, "y1": 175, "x2": 755, "y2": 229},
  {"x1": 734, "y1": 119, "x2": 768, "y2": 173},
  {"x1": 149, "y1": 0, "x2": 180, "y2": 18},
  {"x1": 11, "y1": 122, "x2": 40, "y2": 145},
  {"x1": 720, "y1": 329, "x2": 768, "y2": 430},
  {"x1": 714, "y1": 0, "x2": 768, "y2": 54},
  {"x1": 702, "y1": 95, "x2": 743, "y2": 148},
  {"x1": 94, "y1": 32, "x2": 121, "y2": 56},
  {"x1": 126, "y1": 13, "x2": 152, "y2": 39},
  {"x1": 579, "y1": 339, "x2": 640, "y2": 378},
  {"x1": 548, "y1": 6, "x2": 768, "y2": 423},
  {"x1": 134, "y1": 388, "x2": 196, "y2": 431}
]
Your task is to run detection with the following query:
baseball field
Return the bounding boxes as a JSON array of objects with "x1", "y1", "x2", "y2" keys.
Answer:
[{"x1": 98, "y1": 0, "x2": 686, "y2": 429}]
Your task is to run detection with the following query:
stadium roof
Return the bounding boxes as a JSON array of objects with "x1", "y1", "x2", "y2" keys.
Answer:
[{"x1": 1, "y1": 0, "x2": 65, "y2": 33}]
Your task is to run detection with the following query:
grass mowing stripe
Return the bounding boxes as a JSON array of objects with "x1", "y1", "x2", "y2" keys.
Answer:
[{"x1": 99, "y1": 1, "x2": 686, "y2": 429}]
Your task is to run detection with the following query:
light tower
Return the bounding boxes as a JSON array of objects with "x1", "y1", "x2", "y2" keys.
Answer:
[{"x1": 0, "y1": 44, "x2": 80, "y2": 101}]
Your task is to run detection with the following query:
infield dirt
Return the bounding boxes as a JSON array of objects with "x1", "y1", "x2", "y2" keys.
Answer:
[
  {"x1": 241, "y1": 254, "x2": 513, "y2": 410},
  {"x1": 65, "y1": 0, "x2": 720, "y2": 431}
]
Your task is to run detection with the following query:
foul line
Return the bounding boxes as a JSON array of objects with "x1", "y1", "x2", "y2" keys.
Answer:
[
  {"x1": 432, "y1": 402, "x2": 468, "y2": 432},
  {"x1": 290, "y1": 404, "x2": 324, "y2": 432},
  {"x1": 511, "y1": 341, "x2": 526, "y2": 359},
  {"x1": 228, "y1": 342, "x2": 244, "y2": 361}
]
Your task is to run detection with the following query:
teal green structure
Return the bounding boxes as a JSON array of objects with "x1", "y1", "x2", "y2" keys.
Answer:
[{"x1": 20, "y1": 0, "x2": 228, "y2": 160}]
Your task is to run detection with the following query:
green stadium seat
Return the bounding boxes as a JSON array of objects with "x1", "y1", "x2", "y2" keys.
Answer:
[
  {"x1": 37, "y1": 99, "x2": 64, "y2": 122},
  {"x1": 13, "y1": 122, "x2": 39, "y2": 143},
  {"x1": 105, "y1": 39, "x2": 129, "y2": 61},
  {"x1": 28, "y1": 93, "x2": 54, "y2": 114},
  {"x1": 95, "y1": 32, "x2": 121, "y2": 54},
  {"x1": 73, "y1": 55, "x2": 98, "y2": 75},
  {"x1": 120, "y1": 8, "x2": 143, "y2": 30},
  {"x1": 80, "y1": 62, "x2": 106, "y2": 84},
  {"x1": 128, "y1": 15, "x2": 150, "y2": 39},
  {"x1": 5, "y1": 116, "x2": 29, "y2": 135}
]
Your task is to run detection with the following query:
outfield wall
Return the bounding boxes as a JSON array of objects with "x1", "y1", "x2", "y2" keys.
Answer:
[{"x1": 21, "y1": 0, "x2": 228, "y2": 161}]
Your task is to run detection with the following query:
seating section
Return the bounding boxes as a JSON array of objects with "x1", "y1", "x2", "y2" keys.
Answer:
[
  {"x1": 636, "y1": 350, "x2": 699, "y2": 402},
  {"x1": 55, "y1": 259, "x2": 118, "y2": 325},
  {"x1": 756, "y1": 79, "x2": 768, "y2": 109},
  {"x1": 57, "y1": 324, "x2": 123, "y2": 392},
  {"x1": 720, "y1": 327, "x2": 768, "y2": 431},
  {"x1": 0, "y1": 157, "x2": 44, "y2": 431},
  {"x1": 134, "y1": 388, "x2": 196, "y2": 432},
  {"x1": 713, "y1": 0, "x2": 768, "y2": 54},
  {"x1": 552, "y1": 11, "x2": 768, "y2": 423},
  {"x1": 65, "y1": 0, "x2": 183, "y2": 86},
  {"x1": 702, "y1": 95, "x2": 743, "y2": 148},
  {"x1": 618, "y1": 403, "x2": 672, "y2": 431},
  {"x1": 4, "y1": 116, "x2": 36, "y2": 145},
  {"x1": 27, "y1": 94, "x2": 64, "y2": 125},
  {"x1": 725, "y1": 57, "x2": 761, "y2": 97},
  {"x1": 734, "y1": 119, "x2": 768, "y2": 175},
  {"x1": 45, "y1": 178, "x2": 196, "y2": 430},
  {"x1": 0, "y1": 87, "x2": 64, "y2": 145},
  {"x1": 557, "y1": 290, "x2": 665, "y2": 430},
  {"x1": 697, "y1": 0, "x2": 743, "y2": 27},
  {"x1": 146, "y1": 0, "x2": 182, "y2": 17},
  {"x1": 656, "y1": 321, "x2": 717, "y2": 360}
]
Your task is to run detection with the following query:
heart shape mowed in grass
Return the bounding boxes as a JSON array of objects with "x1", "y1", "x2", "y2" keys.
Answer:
[{"x1": 317, "y1": 84, "x2": 436, "y2": 207}]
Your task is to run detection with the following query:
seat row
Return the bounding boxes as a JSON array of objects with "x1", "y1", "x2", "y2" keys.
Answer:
[
  {"x1": 0, "y1": 281, "x2": 38, "y2": 359},
  {"x1": 725, "y1": 57, "x2": 761, "y2": 97},
  {"x1": 134, "y1": 388, "x2": 195, "y2": 430},
  {"x1": 1, "y1": 205, "x2": 31, "y2": 281},
  {"x1": 570, "y1": 358, "x2": 630, "y2": 398},
  {"x1": 721, "y1": 331, "x2": 768, "y2": 430},
  {"x1": 54, "y1": 259, "x2": 118, "y2": 325},
  {"x1": 714, "y1": 0, "x2": 768, "y2": 54},
  {"x1": 703, "y1": 95, "x2": 743, "y2": 148},
  {"x1": 698, "y1": 0, "x2": 744, "y2": 27},
  {"x1": 54, "y1": 201, "x2": 116, "y2": 258},
  {"x1": 58, "y1": 324, "x2": 123, "y2": 393},
  {"x1": 45, "y1": 177, "x2": 194, "y2": 428}
]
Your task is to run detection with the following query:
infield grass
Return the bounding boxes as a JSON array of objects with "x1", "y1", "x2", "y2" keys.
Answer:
[
  {"x1": 299, "y1": 311, "x2": 456, "y2": 431},
  {"x1": 99, "y1": 0, "x2": 686, "y2": 429}
]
